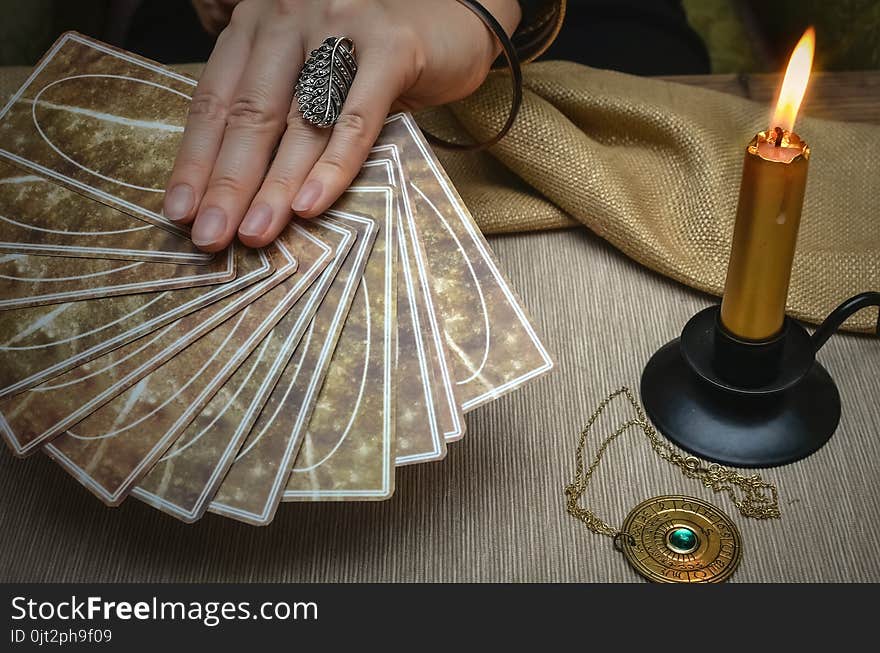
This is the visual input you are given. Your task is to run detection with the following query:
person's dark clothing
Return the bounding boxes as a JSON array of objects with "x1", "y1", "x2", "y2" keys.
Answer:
[{"x1": 124, "y1": 0, "x2": 709, "y2": 75}]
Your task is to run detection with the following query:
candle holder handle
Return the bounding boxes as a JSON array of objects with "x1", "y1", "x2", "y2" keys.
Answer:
[
  {"x1": 811, "y1": 291, "x2": 880, "y2": 352},
  {"x1": 640, "y1": 292, "x2": 879, "y2": 469}
]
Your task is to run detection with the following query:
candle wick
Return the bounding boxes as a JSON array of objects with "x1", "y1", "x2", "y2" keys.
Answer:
[{"x1": 774, "y1": 126, "x2": 784, "y2": 148}]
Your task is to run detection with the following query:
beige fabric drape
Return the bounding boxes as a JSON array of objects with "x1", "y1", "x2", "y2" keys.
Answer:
[{"x1": 421, "y1": 62, "x2": 880, "y2": 331}]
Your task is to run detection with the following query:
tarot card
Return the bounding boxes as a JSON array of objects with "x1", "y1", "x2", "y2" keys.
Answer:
[
  {"x1": 364, "y1": 147, "x2": 464, "y2": 444},
  {"x1": 209, "y1": 210, "x2": 377, "y2": 524},
  {"x1": 209, "y1": 187, "x2": 394, "y2": 525},
  {"x1": 132, "y1": 217, "x2": 362, "y2": 522},
  {"x1": 281, "y1": 187, "x2": 396, "y2": 504},
  {"x1": 43, "y1": 224, "x2": 332, "y2": 505},
  {"x1": 356, "y1": 157, "x2": 451, "y2": 464},
  {"x1": 375, "y1": 113, "x2": 553, "y2": 412},
  {"x1": 0, "y1": 32, "x2": 197, "y2": 230},
  {"x1": 393, "y1": 206, "x2": 446, "y2": 464},
  {"x1": 0, "y1": 160, "x2": 212, "y2": 264},
  {"x1": 0, "y1": 247, "x2": 235, "y2": 310},
  {"x1": 0, "y1": 244, "x2": 273, "y2": 400},
  {"x1": 0, "y1": 240, "x2": 293, "y2": 456}
]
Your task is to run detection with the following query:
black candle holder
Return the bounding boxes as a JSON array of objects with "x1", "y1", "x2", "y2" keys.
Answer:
[{"x1": 640, "y1": 292, "x2": 880, "y2": 468}]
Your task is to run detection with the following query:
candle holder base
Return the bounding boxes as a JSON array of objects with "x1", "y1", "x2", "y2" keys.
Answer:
[
  {"x1": 640, "y1": 293, "x2": 880, "y2": 468},
  {"x1": 641, "y1": 338, "x2": 840, "y2": 467}
]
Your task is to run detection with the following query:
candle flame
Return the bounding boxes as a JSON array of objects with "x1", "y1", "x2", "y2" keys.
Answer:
[{"x1": 771, "y1": 27, "x2": 815, "y2": 133}]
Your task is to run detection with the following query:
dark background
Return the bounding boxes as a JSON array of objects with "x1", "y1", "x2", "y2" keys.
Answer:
[{"x1": 1, "y1": 0, "x2": 878, "y2": 74}]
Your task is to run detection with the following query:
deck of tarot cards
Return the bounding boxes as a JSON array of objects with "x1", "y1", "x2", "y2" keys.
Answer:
[{"x1": 0, "y1": 33, "x2": 552, "y2": 525}]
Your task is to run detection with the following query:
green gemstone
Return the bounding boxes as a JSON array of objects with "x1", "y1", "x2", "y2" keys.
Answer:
[{"x1": 667, "y1": 527, "x2": 698, "y2": 553}]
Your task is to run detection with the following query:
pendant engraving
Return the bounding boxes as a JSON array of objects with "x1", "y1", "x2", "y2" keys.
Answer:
[{"x1": 619, "y1": 495, "x2": 742, "y2": 583}]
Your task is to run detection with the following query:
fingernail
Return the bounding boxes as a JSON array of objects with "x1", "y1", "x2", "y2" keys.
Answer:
[
  {"x1": 191, "y1": 207, "x2": 228, "y2": 247},
  {"x1": 163, "y1": 184, "x2": 195, "y2": 221},
  {"x1": 293, "y1": 180, "x2": 322, "y2": 213},
  {"x1": 238, "y1": 202, "x2": 273, "y2": 238}
]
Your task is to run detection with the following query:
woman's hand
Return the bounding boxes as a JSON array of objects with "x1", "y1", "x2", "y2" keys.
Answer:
[
  {"x1": 167, "y1": 0, "x2": 521, "y2": 252},
  {"x1": 191, "y1": 0, "x2": 241, "y2": 35}
]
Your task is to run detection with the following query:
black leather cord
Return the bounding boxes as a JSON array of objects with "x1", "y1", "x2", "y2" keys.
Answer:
[{"x1": 421, "y1": 0, "x2": 523, "y2": 151}]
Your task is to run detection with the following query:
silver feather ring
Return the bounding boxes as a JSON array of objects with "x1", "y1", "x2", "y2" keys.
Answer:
[{"x1": 295, "y1": 37, "x2": 357, "y2": 128}]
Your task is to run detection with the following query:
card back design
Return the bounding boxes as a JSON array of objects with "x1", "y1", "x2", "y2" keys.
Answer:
[
  {"x1": 0, "y1": 247, "x2": 234, "y2": 311},
  {"x1": 0, "y1": 240, "x2": 296, "y2": 457},
  {"x1": 365, "y1": 148, "x2": 464, "y2": 443},
  {"x1": 0, "y1": 32, "x2": 195, "y2": 228},
  {"x1": 376, "y1": 114, "x2": 553, "y2": 411},
  {"x1": 283, "y1": 188, "x2": 397, "y2": 503},
  {"x1": 43, "y1": 224, "x2": 330, "y2": 505},
  {"x1": 357, "y1": 157, "x2": 450, "y2": 464},
  {"x1": 132, "y1": 218, "x2": 356, "y2": 522},
  {"x1": 0, "y1": 161, "x2": 211, "y2": 264},
  {"x1": 0, "y1": 245, "x2": 272, "y2": 400},
  {"x1": 210, "y1": 209, "x2": 378, "y2": 524}
]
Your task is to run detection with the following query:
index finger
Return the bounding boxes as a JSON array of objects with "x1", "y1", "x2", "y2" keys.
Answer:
[{"x1": 162, "y1": 14, "x2": 256, "y2": 224}]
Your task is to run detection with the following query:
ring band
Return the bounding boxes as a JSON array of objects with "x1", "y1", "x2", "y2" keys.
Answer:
[{"x1": 295, "y1": 37, "x2": 357, "y2": 128}]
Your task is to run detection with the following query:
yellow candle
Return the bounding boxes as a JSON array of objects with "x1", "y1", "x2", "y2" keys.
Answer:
[{"x1": 720, "y1": 28, "x2": 815, "y2": 341}]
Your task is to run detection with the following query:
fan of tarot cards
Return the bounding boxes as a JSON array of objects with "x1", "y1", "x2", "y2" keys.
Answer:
[{"x1": 0, "y1": 33, "x2": 553, "y2": 526}]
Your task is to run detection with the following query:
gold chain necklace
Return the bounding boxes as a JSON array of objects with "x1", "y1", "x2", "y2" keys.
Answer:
[{"x1": 564, "y1": 387, "x2": 780, "y2": 582}]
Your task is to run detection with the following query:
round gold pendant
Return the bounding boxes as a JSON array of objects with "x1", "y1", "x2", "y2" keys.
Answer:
[{"x1": 619, "y1": 495, "x2": 742, "y2": 583}]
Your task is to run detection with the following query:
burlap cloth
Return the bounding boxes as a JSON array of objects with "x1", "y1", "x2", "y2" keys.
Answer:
[{"x1": 420, "y1": 61, "x2": 879, "y2": 331}]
